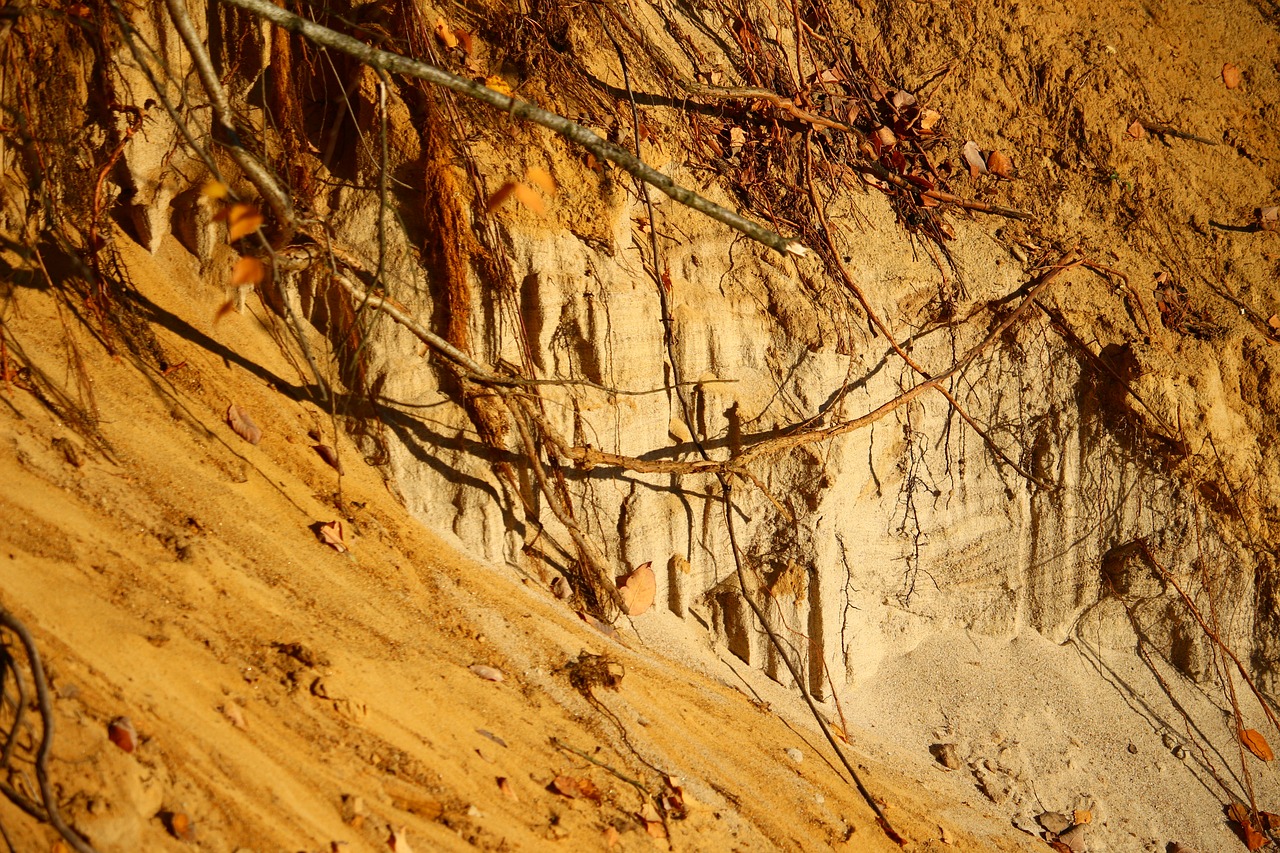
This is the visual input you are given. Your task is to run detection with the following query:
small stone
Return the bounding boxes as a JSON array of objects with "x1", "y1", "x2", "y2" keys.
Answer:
[
  {"x1": 785, "y1": 747, "x2": 804, "y2": 763},
  {"x1": 1038, "y1": 812, "x2": 1072, "y2": 834},
  {"x1": 1173, "y1": 744, "x2": 1187, "y2": 761},
  {"x1": 814, "y1": 793, "x2": 825, "y2": 805},
  {"x1": 1127, "y1": 743, "x2": 1138, "y2": 755},
  {"x1": 930, "y1": 743, "x2": 961, "y2": 770}
]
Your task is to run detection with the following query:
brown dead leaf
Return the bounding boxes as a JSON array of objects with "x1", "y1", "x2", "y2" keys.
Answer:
[
  {"x1": 454, "y1": 29, "x2": 474, "y2": 55},
  {"x1": 1258, "y1": 206, "x2": 1280, "y2": 232},
  {"x1": 551, "y1": 775, "x2": 581, "y2": 799},
  {"x1": 469, "y1": 664, "x2": 504, "y2": 682},
  {"x1": 1269, "y1": 315, "x2": 1280, "y2": 331},
  {"x1": 1127, "y1": 119, "x2": 1146, "y2": 140},
  {"x1": 918, "y1": 108, "x2": 941, "y2": 132},
  {"x1": 617, "y1": 561, "x2": 656, "y2": 616},
  {"x1": 316, "y1": 520, "x2": 348, "y2": 553},
  {"x1": 497, "y1": 777, "x2": 518, "y2": 801},
  {"x1": 226, "y1": 203, "x2": 264, "y2": 241},
  {"x1": 986, "y1": 149, "x2": 1014, "y2": 179},
  {"x1": 525, "y1": 166, "x2": 557, "y2": 195},
  {"x1": 230, "y1": 256, "x2": 266, "y2": 288},
  {"x1": 226, "y1": 404, "x2": 263, "y2": 445},
  {"x1": 1230, "y1": 802, "x2": 1253, "y2": 826},
  {"x1": 576, "y1": 777, "x2": 603, "y2": 804},
  {"x1": 1242, "y1": 728, "x2": 1275, "y2": 761},
  {"x1": 313, "y1": 444, "x2": 345, "y2": 475},
  {"x1": 433, "y1": 17, "x2": 458, "y2": 48},
  {"x1": 1262, "y1": 811, "x2": 1280, "y2": 831},
  {"x1": 1223, "y1": 62, "x2": 1242, "y2": 89},
  {"x1": 108, "y1": 716, "x2": 137, "y2": 753},
  {"x1": 1243, "y1": 822, "x2": 1270, "y2": 851},
  {"x1": 873, "y1": 125, "x2": 897, "y2": 149}
]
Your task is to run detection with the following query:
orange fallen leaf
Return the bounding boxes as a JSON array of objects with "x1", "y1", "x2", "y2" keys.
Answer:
[
  {"x1": 226, "y1": 404, "x2": 263, "y2": 445},
  {"x1": 1127, "y1": 119, "x2": 1146, "y2": 140},
  {"x1": 1223, "y1": 62, "x2": 1242, "y2": 89},
  {"x1": 454, "y1": 29, "x2": 474, "y2": 55},
  {"x1": 226, "y1": 203, "x2": 264, "y2": 241},
  {"x1": 525, "y1": 166, "x2": 557, "y2": 195},
  {"x1": 986, "y1": 149, "x2": 1014, "y2": 179},
  {"x1": 1243, "y1": 822, "x2": 1270, "y2": 851},
  {"x1": 617, "y1": 561, "x2": 655, "y2": 616},
  {"x1": 497, "y1": 777, "x2": 518, "y2": 801},
  {"x1": 484, "y1": 75, "x2": 513, "y2": 97},
  {"x1": 230, "y1": 256, "x2": 266, "y2": 288},
  {"x1": 434, "y1": 17, "x2": 458, "y2": 48},
  {"x1": 1242, "y1": 728, "x2": 1274, "y2": 761},
  {"x1": 201, "y1": 180, "x2": 229, "y2": 199}
]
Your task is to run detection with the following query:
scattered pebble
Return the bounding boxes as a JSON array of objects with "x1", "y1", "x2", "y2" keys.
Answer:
[
  {"x1": 469, "y1": 664, "x2": 504, "y2": 682},
  {"x1": 785, "y1": 747, "x2": 804, "y2": 763}
]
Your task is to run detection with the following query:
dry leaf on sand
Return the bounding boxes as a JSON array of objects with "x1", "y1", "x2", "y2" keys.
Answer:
[
  {"x1": 108, "y1": 716, "x2": 137, "y2": 752},
  {"x1": 497, "y1": 777, "x2": 518, "y2": 801},
  {"x1": 617, "y1": 562, "x2": 655, "y2": 616},
  {"x1": 469, "y1": 664, "x2": 504, "y2": 682},
  {"x1": 986, "y1": 149, "x2": 1014, "y2": 179},
  {"x1": 1241, "y1": 727, "x2": 1274, "y2": 761},
  {"x1": 434, "y1": 17, "x2": 458, "y2": 48},
  {"x1": 315, "y1": 520, "x2": 348, "y2": 553},
  {"x1": 226, "y1": 404, "x2": 262, "y2": 445},
  {"x1": 960, "y1": 140, "x2": 987, "y2": 177}
]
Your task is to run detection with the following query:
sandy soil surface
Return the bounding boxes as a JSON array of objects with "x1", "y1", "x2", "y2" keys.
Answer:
[{"x1": 3, "y1": 0, "x2": 1280, "y2": 850}]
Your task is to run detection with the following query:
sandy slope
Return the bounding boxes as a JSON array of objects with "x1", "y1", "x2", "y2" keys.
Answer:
[{"x1": 0, "y1": 236, "x2": 1035, "y2": 851}]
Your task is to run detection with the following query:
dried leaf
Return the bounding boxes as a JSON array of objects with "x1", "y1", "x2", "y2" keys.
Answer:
[
  {"x1": 1269, "y1": 315, "x2": 1280, "y2": 331},
  {"x1": 498, "y1": 777, "x2": 518, "y2": 801},
  {"x1": 551, "y1": 775, "x2": 581, "y2": 798},
  {"x1": 729, "y1": 126, "x2": 747, "y2": 155},
  {"x1": 226, "y1": 404, "x2": 263, "y2": 445},
  {"x1": 484, "y1": 75, "x2": 513, "y2": 97},
  {"x1": 986, "y1": 149, "x2": 1014, "y2": 179},
  {"x1": 1243, "y1": 822, "x2": 1270, "y2": 851},
  {"x1": 433, "y1": 17, "x2": 458, "y2": 48},
  {"x1": 201, "y1": 180, "x2": 229, "y2": 200},
  {"x1": 230, "y1": 256, "x2": 265, "y2": 288},
  {"x1": 918, "y1": 108, "x2": 942, "y2": 132},
  {"x1": 108, "y1": 716, "x2": 137, "y2": 753},
  {"x1": 1258, "y1": 206, "x2": 1280, "y2": 232},
  {"x1": 1242, "y1": 728, "x2": 1274, "y2": 761},
  {"x1": 1127, "y1": 119, "x2": 1146, "y2": 140},
  {"x1": 873, "y1": 125, "x2": 897, "y2": 149},
  {"x1": 961, "y1": 140, "x2": 987, "y2": 177},
  {"x1": 577, "y1": 777, "x2": 603, "y2": 804},
  {"x1": 1229, "y1": 802, "x2": 1253, "y2": 826},
  {"x1": 454, "y1": 29, "x2": 474, "y2": 55},
  {"x1": 1223, "y1": 62, "x2": 1242, "y2": 89},
  {"x1": 313, "y1": 444, "x2": 345, "y2": 475},
  {"x1": 222, "y1": 702, "x2": 247, "y2": 730},
  {"x1": 316, "y1": 520, "x2": 348, "y2": 553},
  {"x1": 526, "y1": 166, "x2": 557, "y2": 195},
  {"x1": 1263, "y1": 811, "x2": 1280, "y2": 831},
  {"x1": 226, "y1": 203, "x2": 264, "y2": 241},
  {"x1": 469, "y1": 664, "x2": 504, "y2": 682},
  {"x1": 617, "y1": 561, "x2": 656, "y2": 616},
  {"x1": 476, "y1": 728, "x2": 508, "y2": 747},
  {"x1": 389, "y1": 826, "x2": 415, "y2": 853}
]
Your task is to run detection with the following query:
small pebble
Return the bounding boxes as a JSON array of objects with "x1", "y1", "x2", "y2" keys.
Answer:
[
  {"x1": 785, "y1": 747, "x2": 804, "y2": 763},
  {"x1": 930, "y1": 743, "x2": 961, "y2": 770}
]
